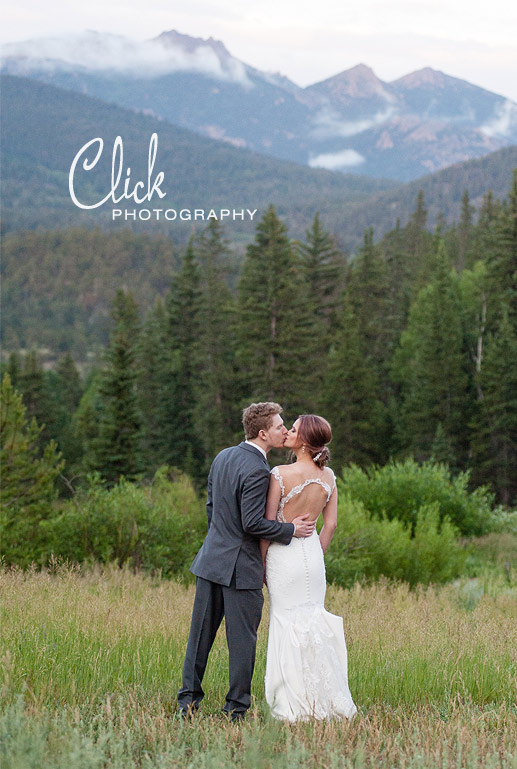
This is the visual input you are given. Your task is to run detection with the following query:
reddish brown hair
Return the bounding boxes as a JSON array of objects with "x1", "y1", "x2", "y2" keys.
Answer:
[{"x1": 296, "y1": 414, "x2": 332, "y2": 468}]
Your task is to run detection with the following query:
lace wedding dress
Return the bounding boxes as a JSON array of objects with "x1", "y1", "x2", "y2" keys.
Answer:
[{"x1": 264, "y1": 466, "x2": 357, "y2": 721}]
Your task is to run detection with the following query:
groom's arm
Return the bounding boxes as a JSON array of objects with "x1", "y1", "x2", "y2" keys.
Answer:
[
  {"x1": 206, "y1": 467, "x2": 213, "y2": 529},
  {"x1": 241, "y1": 469, "x2": 294, "y2": 544},
  {"x1": 260, "y1": 475, "x2": 283, "y2": 562}
]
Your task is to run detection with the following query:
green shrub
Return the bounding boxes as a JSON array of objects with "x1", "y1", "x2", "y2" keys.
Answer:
[
  {"x1": 405, "y1": 503, "x2": 465, "y2": 585},
  {"x1": 325, "y1": 494, "x2": 466, "y2": 588},
  {"x1": 340, "y1": 459, "x2": 495, "y2": 536},
  {"x1": 41, "y1": 466, "x2": 205, "y2": 578},
  {"x1": 463, "y1": 532, "x2": 517, "y2": 579},
  {"x1": 481, "y1": 507, "x2": 517, "y2": 535}
]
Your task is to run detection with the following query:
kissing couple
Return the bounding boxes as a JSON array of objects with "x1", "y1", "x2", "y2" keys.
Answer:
[{"x1": 177, "y1": 402, "x2": 357, "y2": 722}]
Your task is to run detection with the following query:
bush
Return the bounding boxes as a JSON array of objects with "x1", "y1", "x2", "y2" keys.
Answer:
[
  {"x1": 325, "y1": 494, "x2": 466, "y2": 588},
  {"x1": 463, "y1": 532, "x2": 517, "y2": 578},
  {"x1": 340, "y1": 459, "x2": 496, "y2": 536},
  {"x1": 405, "y1": 503, "x2": 465, "y2": 585},
  {"x1": 481, "y1": 507, "x2": 517, "y2": 535},
  {"x1": 41, "y1": 466, "x2": 206, "y2": 578}
]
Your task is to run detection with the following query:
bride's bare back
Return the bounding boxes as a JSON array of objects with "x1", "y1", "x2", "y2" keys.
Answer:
[{"x1": 271, "y1": 465, "x2": 335, "y2": 523}]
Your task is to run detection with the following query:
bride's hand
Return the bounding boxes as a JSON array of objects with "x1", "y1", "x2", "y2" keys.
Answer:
[{"x1": 292, "y1": 514, "x2": 316, "y2": 538}]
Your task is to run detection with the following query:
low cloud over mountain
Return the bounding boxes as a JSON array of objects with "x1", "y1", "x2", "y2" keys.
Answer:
[
  {"x1": 1, "y1": 29, "x2": 252, "y2": 85},
  {"x1": 2, "y1": 30, "x2": 516, "y2": 181}
]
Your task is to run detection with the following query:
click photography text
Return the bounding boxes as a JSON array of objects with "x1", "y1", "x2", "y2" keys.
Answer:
[{"x1": 69, "y1": 131, "x2": 258, "y2": 222}]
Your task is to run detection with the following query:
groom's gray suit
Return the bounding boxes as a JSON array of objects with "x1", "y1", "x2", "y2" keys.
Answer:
[{"x1": 178, "y1": 441, "x2": 295, "y2": 717}]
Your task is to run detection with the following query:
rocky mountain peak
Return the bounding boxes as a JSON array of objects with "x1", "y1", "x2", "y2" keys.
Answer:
[
  {"x1": 393, "y1": 67, "x2": 449, "y2": 90},
  {"x1": 309, "y1": 63, "x2": 390, "y2": 100},
  {"x1": 153, "y1": 30, "x2": 231, "y2": 60},
  {"x1": 344, "y1": 63, "x2": 378, "y2": 79}
]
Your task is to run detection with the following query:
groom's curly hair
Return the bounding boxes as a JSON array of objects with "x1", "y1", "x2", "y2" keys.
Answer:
[{"x1": 242, "y1": 402, "x2": 283, "y2": 440}]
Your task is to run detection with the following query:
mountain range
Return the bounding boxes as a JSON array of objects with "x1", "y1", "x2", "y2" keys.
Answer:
[
  {"x1": 2, "y1": 29, "x2": 517, "y2": 181},
  {"x1": 0, "y1": 74, "x2": 395, "y2": 246},
  {"x1": 2, "y1": 75, "x2": 516, "y2": 251}
]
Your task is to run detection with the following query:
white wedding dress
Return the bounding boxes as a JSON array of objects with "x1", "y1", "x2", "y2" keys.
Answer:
[{"x1": 264, "y1": 466, "x2": 357, "y2": 721}]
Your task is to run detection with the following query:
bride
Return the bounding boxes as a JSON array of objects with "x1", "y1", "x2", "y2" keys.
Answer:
[{"x1": 260, "y1": 414, "x2": 357, "y2": 721}]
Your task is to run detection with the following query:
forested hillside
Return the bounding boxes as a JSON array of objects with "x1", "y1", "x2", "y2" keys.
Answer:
[
  {"x1": 0, "y1": 75, "x2": 394, "y2": 241},
  {"x1": 338, "y1": 145, "x2": 517, "y2": 241},
  {"x1": 1, "y1": 229, "x2": 181, "y2": 356}
]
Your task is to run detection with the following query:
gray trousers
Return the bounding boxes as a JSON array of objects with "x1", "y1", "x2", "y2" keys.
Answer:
[{"x1": 177, "y1": 575, "x2": 264, "y2": 714}]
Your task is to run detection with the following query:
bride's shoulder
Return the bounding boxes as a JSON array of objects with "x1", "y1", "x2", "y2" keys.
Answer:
[
  {"x1": 270, "y1": 465, "x2": 287, "y2": 495},
  {"x1": 270, "y1": 464, "x2": 289, "y2": 476},
  {"x1": 322, "y1": 465, "x2": 337, "y2": 487},
  {"x1": 272, "y1": 463, "x2": 296, "y2": 476},
  {"x1": 270, "y1": 463, "x2": 296, "y2": 478}
]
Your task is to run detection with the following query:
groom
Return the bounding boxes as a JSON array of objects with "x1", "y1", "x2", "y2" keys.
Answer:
[{"x1": 177, "y1": 401, "x2": 316, "y2": 720}]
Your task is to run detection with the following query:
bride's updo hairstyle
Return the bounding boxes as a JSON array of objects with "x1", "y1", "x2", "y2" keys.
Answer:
[{"x1": 297, "y1": 414, "x2": 332, "y2": 468}]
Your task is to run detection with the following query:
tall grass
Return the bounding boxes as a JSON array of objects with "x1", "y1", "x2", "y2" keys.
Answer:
[{"x1": 1, "y1": 565, "x2": 516, "y2": 768}]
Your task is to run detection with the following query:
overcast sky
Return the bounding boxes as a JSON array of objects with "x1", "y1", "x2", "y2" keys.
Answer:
[{"x1": 2, "y1": 0, "x2": 516, "y2": 100}]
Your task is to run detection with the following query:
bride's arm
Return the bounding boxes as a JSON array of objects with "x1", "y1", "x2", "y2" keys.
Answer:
[
  {"x1": 260, "y1": 474, "x2": 283, "y2": 564},
  {"x1": 319, "y1": 486, "x2": 338, "y2": 554}
]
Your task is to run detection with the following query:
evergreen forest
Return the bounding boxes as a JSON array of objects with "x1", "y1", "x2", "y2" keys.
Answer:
[{"x1": 2, "y1": 176, "x2": 517, "y2": 577}]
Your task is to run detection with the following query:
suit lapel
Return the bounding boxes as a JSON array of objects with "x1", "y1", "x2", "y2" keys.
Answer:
[{"x1": 239, "y1": 441, "x2": 270, "y2": 469}]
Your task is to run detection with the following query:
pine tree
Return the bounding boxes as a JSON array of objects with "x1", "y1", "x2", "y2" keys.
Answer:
[
  {"x1": 93, "y1": 291, "x2": 142, "y2": 483},
  {"x1": 55, "y1": 353, "x2": 82, "y2": 413},
  {"x1": 382, "y1": 219, "x2": 412, "y2": 347},
  {"x1": 392, "y1": 240, "x2": 472, "y2": 467},
  {"x1": 297, "y1": 212, "x2": 344, "y2": 337},
  {"x1": 459, "y1": 261, "x2": 488, "y2": 403},
  {"x1": 348, "y1": 227, "x2": 391, "y2": 379},
  {"x1": 70, "y1": 368, "x2": 103, "y2": 474},
  {"x1": 430, "y1": 422, "x2": 456, "y2": 467},
  {"x1": 6, "y1": 352, "x2": 21, "y2": 389},
  {"x1": 471, "y1": 309, "x2": 517, "y2": 505},
  {"x1": 470, "y1": 191, "x2": 499, "y2": 273},
  {"x1": 136, "y1": 298, "x2": 174, "y2": 474},
  {"x1": 0, "y1": 373, "x2": 64, "y2": 565},
  {"x1": 324, "y1": 292, "x2": 387, "y2": 469},
  {"x1": 457, "y1": 189, "x2": 476, "y2": 271},
  {"x1": 18, "y1": 350, "x2": 55, "y2": 446},
  {"x1": 47, "y1": 353, "x2": 84, "y2": 472},
  {"x1": 485, "y1": 170, "x2": 517, "y2": 332},
  {"x1": 404, "y1": 190, "x2": 435, "y2": 292},
  {"x1": 195, "y1": 220, "x2": 239, "y2": 463},
  {"x1": 237, "y1": 205, "x2": 315, "y2": 414},
  {"x1": 165, "y1": 238, "x2": 204, "y2": 476},
  {"x1": 347, "y1": 229, "x2": 392, "y2": 459}
]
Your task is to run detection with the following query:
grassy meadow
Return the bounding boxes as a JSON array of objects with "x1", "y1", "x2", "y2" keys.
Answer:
[{"x1": 1, "y1": 564, "x2": 516, "y2": 768}]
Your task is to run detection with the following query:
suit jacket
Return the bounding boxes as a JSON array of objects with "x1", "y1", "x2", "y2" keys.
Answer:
[{"x1": 191, "y1": 442, "x2": 295, "y2": 589}]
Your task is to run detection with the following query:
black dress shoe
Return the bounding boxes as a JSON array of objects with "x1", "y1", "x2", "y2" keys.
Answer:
[
  {"x1": 179, "y1": 705, "x2": 198, "y2": 719},
  {"x1": 230, "y1": 711, "x2": 246, "y2": 722}
]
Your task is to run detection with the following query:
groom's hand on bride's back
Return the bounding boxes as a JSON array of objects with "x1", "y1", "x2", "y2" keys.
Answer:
[{"x1": 292, "y1": 514, "x2": 316, "y2": 538}]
